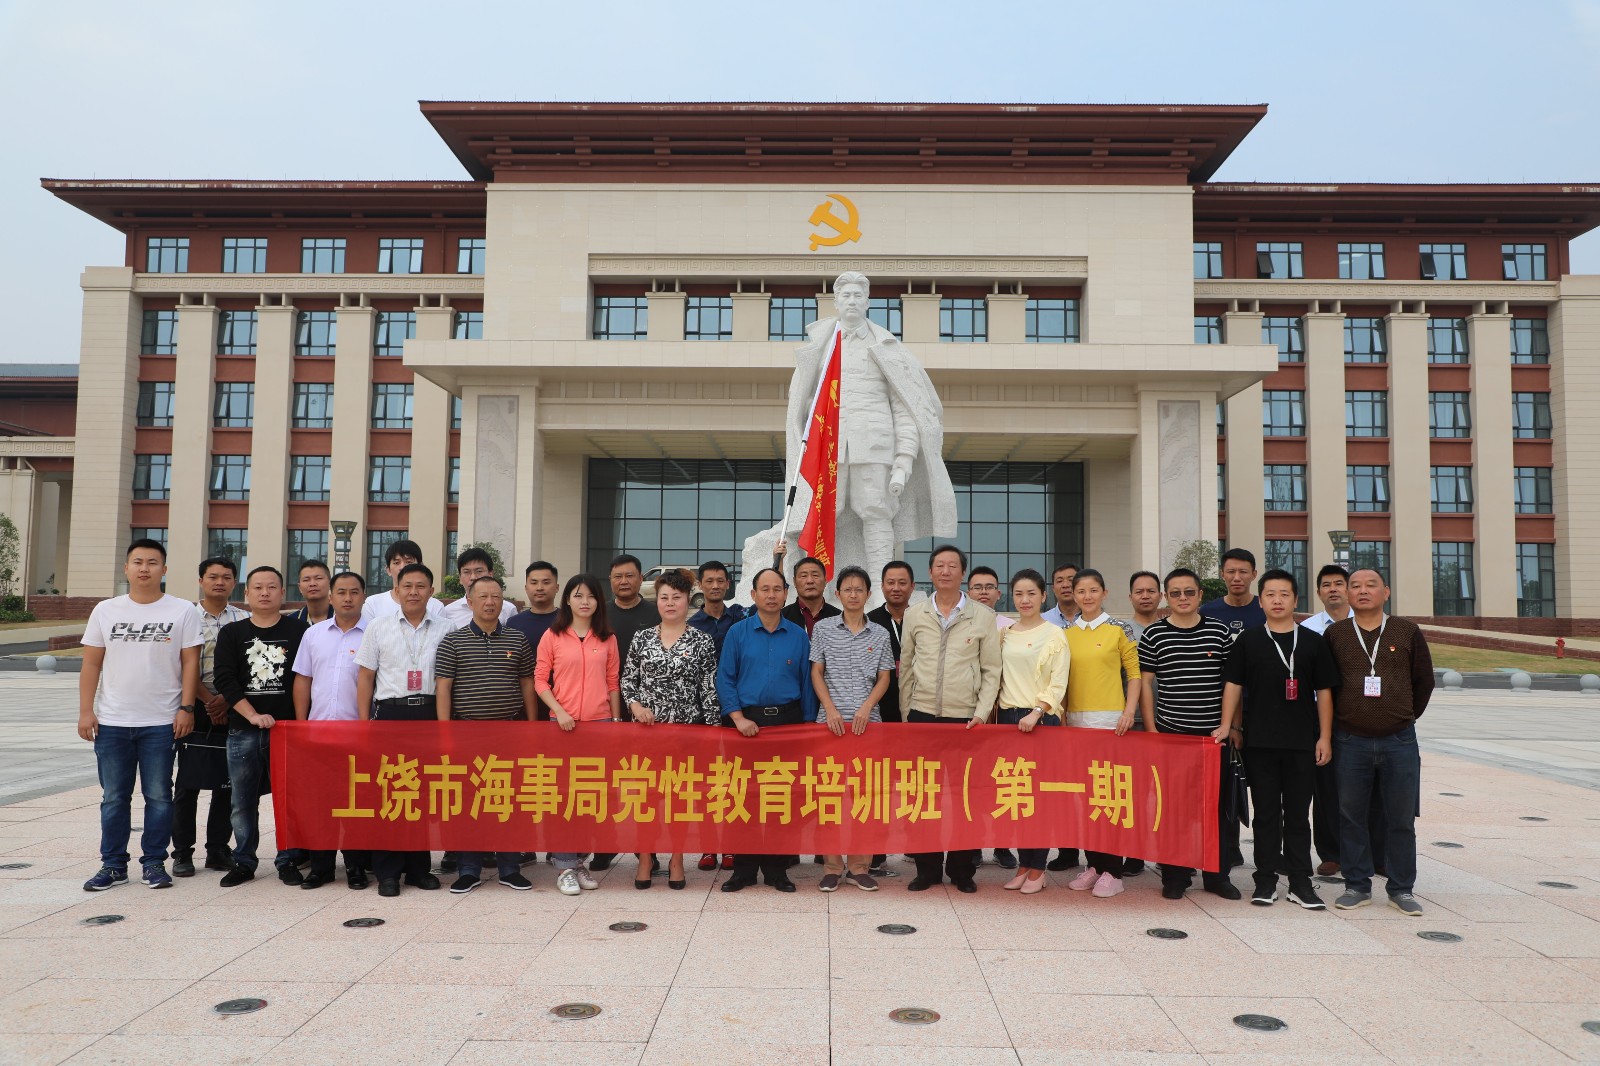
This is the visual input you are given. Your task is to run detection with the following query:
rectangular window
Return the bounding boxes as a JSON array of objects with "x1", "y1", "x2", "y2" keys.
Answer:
[
  {"x1": 451, "y1": 395, "x2": 462, "y2": 430},
  {"x1": 449, "y1": 456, "x2": 461, "y2": 504},
  {"x1": 868, "y1": 297, "x2": 902, "y2": 335},
  {"x1": 1256, "y1": 242, "x2": 1304, "y2": 279},
  {"x1": 135, "y1": 382, "x2": 175, "y2": 427},
  {"x1": 1429, "y1": 392, "x2": 1472, "y2": 438},
  {"x1": 940, "y1": 297, "x2": 987, "y2": 342},
  {"x1": 452, "y1": 311, "x2": 483, "y2": 340},
  {"x1": 684, "y1": 296, "x2": 733, "y2": 340},
  {"x1": 368, "y1": 456, "x2": 412, "y2": 503},
  {"x1": 371, "y1": 383, "x2": 414, "y2": 429},
  {"x1": 132, "y1": 454, "x2": 171, "y2": 500},
  {"x1": 288, "y1": 455, "x2": 332, "y2": 502},
  {"x1": 140, "y1": 309, "x2": 179, "y2": 355},
  {"x1": 768, "y1": 297, "x2": 816, "y2": 341},
  {"x1": 1345, "y1": 390, "x2": 1389, "y2": 438},
  {"x1": 221, "y1": 237, "x2": 268, "y2": 273},
  {"x1": 1263, "y1": 464, "x2": 1307, "y2": 512},
  {"x1": 1025, "y1": 298, "x2": 1080, "y2": 343},
  {"x1": 1194, "y1": 315, "x2": 1223, "y2": 345},
  {"x1": 1264, "y1": 540, "x2": 1309, "y2": 610},
  {"x1": 1263, "y1": 390, "x2": 1306, "y2": 437},
  {"x1": 457, "y1": 237, "x2": 486, "y2": 275},
  {"x1": 365, "y1": 529, "x2": 407, "y2": 593},
  {"x1": 1338, "y1": 242, "x2": 1386, "y2": 279},
  {"x1": 301, "y1": 238, "x2": 346, "y2": 274},
  {"x1": 1218, "y1": 464, "x2": 1226, "y2": 512},
  {"x1": 1430, "y1": 465, "x2": 1474, "y2": 513},
  {"x1": 209, "y1": 455, "x2": 251, "y2": 501},
  {"x1": 1217, "y1": 402, "x2": 1226, "y2": 437},
  {"x1": 217, "y1": 310, "x2": 258, "y2": 356},
  {"x1": 292, "y1": 382, "x2": 334, "y2": 429},
  {"x1": 1433, "y1": 542, "x2": 1476, "y2": 616},
  {"x1": 1513, "y1": 392, "x2": 1553, "y2": 439},
  {"x1": 295, "y1": 310, "x2": 337, "y2": 356},
  {"x1": 373, "y1": 311, "x2": 415, "y2": 357},
  {"x1": 207, "y1": 529, "x2": 249, "y2": 579},
  {"x1": 1511, "y1": 319, "x2": 1550, "y2": 365},
  {"x1": 1351, "y1": 541, "x2": 1391, "y2": 579},
  {"x1": 1419, "y1": 242, "x2": 1467, "y2": 280},
  {"x1": 1502, "y1": 243, "x2": 1548, "y2": 281},
  {"x1": 145, "y1": 237, "x2": 188, "y2": 273},
  {"x1": 212, "y1": 382, "x2": 254, "y2": 428},
  {"x1": 130, "y1": 527, "x2": 168, "y2": 553},
  {"x1": 1344, "y1": 317, "x2": 1387, "y2": 363},
  {"x1": 1427, "y1": 317, "x2": 1469, "y2": 364},
  {"x1": 593, "y1": 296, "x2": 649, "y2": 339},
  {"x1": 377, "y1": 238, "x2": 425, "y2": 275},
  {"x1": 1347, "y1": 465, "x2": 1390, "y2": 513},
  {"x1": 1194, "y1": 241, "x2": 1224, "y2": 279},
  {"x1": 287, "y1": 529, "x2": 328, "y2": 577},
  {"x1": 1514, "y1": 466, "x2": 1553, "y2": 515},
  {"x1": 1517, "y1": 543, "x2": 1557, "y2": 617},
  {"x1": 1262, "y1": 316, "x2": 1305, "y2": 362}
]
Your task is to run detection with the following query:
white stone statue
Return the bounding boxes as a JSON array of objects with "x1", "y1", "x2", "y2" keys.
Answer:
[{"x1": 741, "y1": 272, "x2": 956, "y2": 596}]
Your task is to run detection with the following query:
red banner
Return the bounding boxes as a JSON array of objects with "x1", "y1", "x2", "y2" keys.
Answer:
[
  {"x1": 271, "y1": 722, "x2": 1221, "y2": 870},
  {"x1": 797, "y1": 326, "x2": 842, "y2": 575}
]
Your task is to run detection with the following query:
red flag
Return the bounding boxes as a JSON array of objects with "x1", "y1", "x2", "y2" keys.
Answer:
[{"x1": 797, "y1": 326, "x2": 842, "y2": 576}]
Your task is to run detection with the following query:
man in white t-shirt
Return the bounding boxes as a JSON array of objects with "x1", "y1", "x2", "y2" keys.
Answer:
[
  {"x1": 361, "y1": 538, "x2": 445, "y2": 622},
  {"x1": 78, "y1": 538, "x2": 203, "y2": 892},
  {"x1": 439, "y1": 546, "x2": 516, "y2": 631}
]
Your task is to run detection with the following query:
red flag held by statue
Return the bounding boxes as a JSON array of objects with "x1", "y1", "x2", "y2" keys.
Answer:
[{"x1": 794, "y1": 325, "x2": 842, "y2": 575}]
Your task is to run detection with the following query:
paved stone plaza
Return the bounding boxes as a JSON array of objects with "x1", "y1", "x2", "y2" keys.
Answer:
[{"x1": 5, "y1": 675, "x2": 1600, "y2": 1063}]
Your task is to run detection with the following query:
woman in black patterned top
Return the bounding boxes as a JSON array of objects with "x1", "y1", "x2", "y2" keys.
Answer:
[{"x1": 621, "y1": 569, "x2": 722, "y2": 889}]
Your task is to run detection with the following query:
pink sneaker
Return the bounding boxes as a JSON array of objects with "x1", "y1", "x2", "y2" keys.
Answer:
[
  {"x1": 1068, "y1": 867, "x2": 1100, "y2": 891},
  {"x1": 1091, "y1": 872, "x2": 1124, "y2": 898},
  {"x1": 1003, "y1": 872, "x2": 1028, "y2": 891}
]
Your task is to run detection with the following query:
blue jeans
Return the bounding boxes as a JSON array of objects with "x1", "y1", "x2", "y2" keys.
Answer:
[
  {"x1": 227, "y1": 726, "x2": 291, "y2": 874},
  {"x1": 459, "y1": 852, "x2": 521, "y2": 879},
  {"x1": 1334, "y1": 725, "x2": 1420, "y2": 895},
  {"x1": 94, "y1": 725, "x2": 176, "y2": 870}
]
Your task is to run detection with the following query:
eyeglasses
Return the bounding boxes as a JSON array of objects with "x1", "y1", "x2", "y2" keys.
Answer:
[
  {"x1": 969, "y1": 584, "x2": 999, "y2": 592},
  {"x1": 1168, "y1": 588, "x2": 1200, "y2": 598}
]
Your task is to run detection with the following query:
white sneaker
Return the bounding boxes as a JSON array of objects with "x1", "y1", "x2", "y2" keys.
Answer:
[
  {"x1": 1091, "y1": 872, "x2": 1124, "y2": 898},
  {"x1": 575, "y1": 865, "x2": 599, "y2": 891},
  {"x1": 1068, "y1": 867, "x2": 1100, "y2": 891},
  {"x1": 556, "y1": 868, "x2": 581, "y2": 896}
]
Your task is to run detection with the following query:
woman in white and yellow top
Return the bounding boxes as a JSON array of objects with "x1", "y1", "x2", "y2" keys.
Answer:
[
  {"x1": 1061, "y1": 568, "x2": 1143, "y2": 898},
  {"x1": 994, "y1": 568, "x2": 1070, "y2": 894}
]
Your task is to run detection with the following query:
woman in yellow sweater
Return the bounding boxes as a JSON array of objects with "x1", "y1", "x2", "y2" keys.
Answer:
[
  {"x1": 1062, "y1": 568, "x2": 1143, "y2": 898},
  {"x1": 994, "y1": 568, "x2": 1070, "y2": 894}
]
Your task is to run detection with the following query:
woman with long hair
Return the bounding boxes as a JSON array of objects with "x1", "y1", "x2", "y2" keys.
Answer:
[{"x1": 535, "y1": 573, "x2": 622, "y2": 895}]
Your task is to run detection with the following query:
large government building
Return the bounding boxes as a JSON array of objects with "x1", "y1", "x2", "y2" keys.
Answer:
[{"x1": 35, "y1": 101, "x2": 1600, "y2": 618}]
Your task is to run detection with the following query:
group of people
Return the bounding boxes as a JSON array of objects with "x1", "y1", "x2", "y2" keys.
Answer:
[{"x1": 79, "y1": 536, "x2": 1432, "y2": 915}]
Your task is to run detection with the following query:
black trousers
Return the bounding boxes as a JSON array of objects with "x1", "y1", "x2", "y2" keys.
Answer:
[
  {"x1": 732, "y1": 853, "x2": 790, "y2": 883},
  {"x1": 370, "y1": 698, "x2": 436, "y2": 884},
  {"x1": 172, "y1": 786, "x2": 232, "y2": 859},
  {"x1": 1160, "y1": 744, "x2": 1240, "y2": 888},
  {"x1": 1085, "y1": 850, "x2": 1123, "y2": 875},
  {"x1": 1242, "y1": 746, "x2": 1315, "y2": 883},
  {"x1": 310, "y1": 849, "x2": 370, "y2": 877},
  {"x1": 1312, "y1": 759, "x2": 1340, "y2": 864},
  {"x1": 906, "y1": 710, "x2": 979, "y2": 884}
]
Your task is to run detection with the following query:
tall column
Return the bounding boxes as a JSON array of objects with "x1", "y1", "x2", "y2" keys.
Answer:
[
  {"x1": 986, "y1": 293, "x2": 1027, "y2": 343},
  {"x1": 409, "y1": 307, "x2": 453, "y2": 569},
  {"x1": 1468, "y1": 312, "x2": 1515, "y2": 615},
  {"x1": 1222, "y1": 311, "x2": 1265, "y2": 555},
  {"x1": 52, "y1": 480, "x2": 71, "y2": 593},
  {"x1": 901, "y1": 293, "x2": 941, "y2": 343},
  {"x1": 730, "y1": 292, "x2": 771, "y2": 342},
  {"x1": 329, "y1": 306, "x2": 375, "y2": 577},
  {"x1": 646, "y1": 292, "x2": 686, "y2": 342},
  {"x1": 515, "y1": 386, "x2": 547, "y2": 571},
  {"x1": 248, "y1": 304, "x2": 294, "y2": 574},
  {"x1": 471, "y1": 391, "x2": 523, "y2": 573},
  {"x1": 1551, "y1": 278, "x2": 1600, "y2": 615},
  {"x1": 1304, "y1": 312, "x2": 1348, "y2": 576},
  {"x1": 1387, "y1": 312, "x2": 1431, "y2": 614},
  {"x1": 66, "y1": 268, "x2": 139, "y2": 596},
  {"x1": 167, "y1": 302, "x2": 219, "y2": 584}
]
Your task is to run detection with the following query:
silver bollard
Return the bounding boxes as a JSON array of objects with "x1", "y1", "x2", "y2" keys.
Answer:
[
  {"x1": 1509, "y1": 671, "x2": 1533, "y2": 693},
  {"x1": 1581, "y1": 674, "x2": 1600, "y2": 694},
  {"x1": 35, "y1": 655, "x2": 57, "y2": 675},
  {"x1": 1442, "y1": 670, "x2": 1463, "y2": 690}
]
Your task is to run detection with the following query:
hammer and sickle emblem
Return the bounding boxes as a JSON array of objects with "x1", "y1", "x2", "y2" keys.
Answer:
[{"x1": 808, "y1": 193, "x2": 861, "y2": 251}]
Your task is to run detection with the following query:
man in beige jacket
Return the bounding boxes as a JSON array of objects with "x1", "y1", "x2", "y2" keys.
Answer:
[{"x1": 898, "y1": 544, "x2": 1003, "y2": 893}]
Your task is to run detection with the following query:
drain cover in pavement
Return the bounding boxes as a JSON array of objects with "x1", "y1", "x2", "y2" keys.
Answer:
[
  {"x1": 342, "y1": 917, "x2": 385, "y2": 928},
  {"x1": 1146, "y1": 927, "x2": 1188, "y2": 940},
  {"x1": 889, "y1": 1007, "x2": 940, "y2": 1024},
  {"x1": 1418, "y1": 931, "x2": 1463, "y2": 943},
  {"x1": 1234, "y1": 1014, "x2": 1287, "y2": 1032},
  {"x1": 1539, "y1": 881, "x2": 1578, "y2": 889},
  {"x1": 1439, "y1": 792, "x2": 1463, "y2": 797},
  {"x1": 608, "y1": 921, "x2": 648, "y2": 932},
  {"x1": 877, "y1": 923, "x2": 917, "y2": 935},
  {"x1": 0, "y1": 863, "x2": 32, "y2": 870},
  {"x1": 1582, "y1": 1021, "x2": 1600, "y2": 1036},
  {"x1": 1431, "y1": 841, "x2": 1464, "y2": 849},
  {"x1": 1521, "y1": 816, "x2": 1550, "y2": 822},
  {"x1": 214, "y1": 998, "x2": 267, "y2": 1015},
  {"x1": 81, "y1": 915, "x2": 124, "y2": 926},
  {"x1": 550, "y1": 1003, "x2": 601, "y2": 1020}
]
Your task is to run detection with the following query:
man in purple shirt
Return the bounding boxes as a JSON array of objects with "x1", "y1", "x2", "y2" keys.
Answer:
[{"x1": 290, "y1": 570, "x2": 370, "y2": 889}]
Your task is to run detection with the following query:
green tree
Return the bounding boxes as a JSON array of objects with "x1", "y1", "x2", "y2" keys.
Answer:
[
  {"x1": 441, "y1": 540, "x2": 507, "y2": 598},
  {"x1": 0, "y1": 514, "x2": 19, "y2": 599}
]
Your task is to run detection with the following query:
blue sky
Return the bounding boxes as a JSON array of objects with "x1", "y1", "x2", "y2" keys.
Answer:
[{"x1": 5, "y1": 0, "x2": 1597, "y2": 364}]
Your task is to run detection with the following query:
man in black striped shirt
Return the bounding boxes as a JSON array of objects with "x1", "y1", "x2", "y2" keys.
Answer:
[{"x1": 1137, "y1": 567, "x2": 1241, "y2": 901}]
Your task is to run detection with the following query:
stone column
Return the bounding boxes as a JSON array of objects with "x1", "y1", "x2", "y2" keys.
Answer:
[
  {"x1": 167, "y1": 302, "x2": 219, "y2": 583},
  {"x1": 247, "y1": 304, "x2": 294, "y2": 574},
  {"x1": 472, "y1": 392, "x2": 523, "y2": 575},
  {"x1": 1386, "y1": 312, "x2": 1431, "y2": 613},
  {"x1": 52, "y1": 480, "x2": 71, "y2": 593},
  {"x1": 730, "y1": 292, "x2": 771, "y2": 342},
  {"x1": 409, "y1": 307, "x2": 454, "y2": 569},
  {"x1": 986, "y1": 293, "x2": 1027, "y2": 343},
  {"x1": 1468, "y1": 312, "x2": 1515, "y2": 616},
  {"x1": 1304, "y1": 312, "x2": 1348, "y2": 575},
  {"x1": 329, "y1": 306, "x2": 375, "y2": 576},
  {"x1": 1551, "y1": 278, "x2": 1600, "y2": 615},
  {"x1": 1222, "y1": 311, "x2": 1265, "y2": 555},
  {"x1": 646, "y1": 292, "x2": 687, "y2": 342},
  {"x1": 901, "y1": 293, "x2": 942, "y2": 343}
]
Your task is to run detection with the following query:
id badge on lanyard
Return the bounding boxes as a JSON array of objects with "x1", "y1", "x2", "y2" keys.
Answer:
[
  {"x1": 1353, "y1": 617, "x2": 1387, "y2": 698},
  {"x1": 407, "y1": 670, "x2": 423, "y2": 692}
]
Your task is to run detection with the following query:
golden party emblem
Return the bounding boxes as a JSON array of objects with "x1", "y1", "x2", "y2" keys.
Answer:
[{"x1": 808, "y1": 193, "x2": 861, "y2": 250}]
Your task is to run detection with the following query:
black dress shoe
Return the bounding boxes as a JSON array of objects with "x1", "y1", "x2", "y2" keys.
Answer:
[
  {"x1": 1046, "y1": 851, "x2": 1078, "y2": 872},
  {"x1": 721, "y1": 876, "x2": 754, "y2": 893},
  {"x1": 768, "y1": 877, "x2": 797, "y2": 893},
  {"x1": 953, "y1": 879, "x2": 978, "y2": 894},
  {"x1": 1203, "y1": 877, "x2": 1242, "y2": 901},
  {"x1": 172, "y1": 857, "x2": 196, "y2": 878},
  {"x1": 1123, "y1": 859, "x2": 1146, "y2": 876},
  {"x1": 278, "y1": 865, "x2": 305, "y2": 886},
  {"x1": 907, "y1": 876, "x2": 936, "y2": 892},
  {"x1": 301, "y1": 871, "x2": 332, "y2": 890},
  {"x1": 439, "y1": 853, "x2": 459, "y2": 873},
  {"x1": 219, "y1": 865, "x2": 254, "y2": 888},
  {"x1": 1161, "y1": 882, "x2": 1187, "y2": 900},
  {"x1": 378, "y1": 879, "x2": 401, "y2": 897},
  {"x1": 406, "y1": 872, "x2": 442, "y2": 890},
  {"x1": 204, "y1": 853, "x2": 233, "y2": 872},
  {"x1": 347, "y1": 869, "x2": 369, "y2": 890},
  {"x1": 669, "y1": 879, "x2": 686, "y2": 890},
  {"x1": 590, "y1": 854, "x2": 615, "y2": 871}
]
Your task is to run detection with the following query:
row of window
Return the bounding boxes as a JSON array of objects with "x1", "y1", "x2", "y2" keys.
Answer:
[
  {"x1": 1195, "y1": 241, "x2": 1549, "y2": 282},
  {"x1": 1239, "y1": 389, "x2": 1552, "y2": 439},
  {"x1": 132, "y1": 453, "x2": 460, "y2": 505},
  {"x1": 137, "y1": 382, "x2": 464, "y2": 432},
  {"x1": 1193, "y1": 314, "x2": 1550, "y2": 365},
  {"x1": 1235, "y1": 463, "x2": 1553, "y2": 515},
  {"x1": 131, "y1": 527, "x2": 445, "y2": 598},
  {"x1": 145, "y1": 237, "x2": 487, "y2": 276},
  {"x1": 591, "y1": 295, "x2": 1082, "y2": 343},
  {"x1": 139, "y1": 309, "x2": 484, "y2": 358}
]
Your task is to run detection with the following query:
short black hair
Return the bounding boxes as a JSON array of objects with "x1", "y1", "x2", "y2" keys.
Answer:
[
  {"x1": 881, "y1": 559, "x2": 915, "y2": 581},
  {"x1": 750, "y1": 566, "x2": 789, "y2": 590},
  {"x1": 1316, "y1": 564, "x2": 1349, "y2": 585},
  {"x1": 468, "y1": 574, "x2": 505, "y2": 593},
  {"x1": 384, "y1": 539, "x2": 424, "y2": 566},
  {"x1": 1349, "y1": 566, "x2": 1390, "y2": 586},
  {"x1": 697, "y1": 560, "x2": 730, "y2": 580},
  {"x1": 1220, "y1": 547, "x2": 1258, "y2": 570},
  {"x1": 397, "y1": 562, "x2": 434, "y2": 585},
  {"x1": 1129, "y1": 569, "x2": 1160, "y2": 591},
  {"x1": 835, "y1": 565, "x2": 871, "y2": 592},
  {"x1": 297, "y1": 559, "x2": 331, "y2": 578},
  {"x1": 1163, "y1": 567, "x2": 1201, "y2": 590},
  {"x1": 929, "y1": 544, "x2": 967, "y2": 571},
  {"x1": 331, "y1": 570, "x2": 366, "y2": 590},
  {"x1": 245, "y1": 565, "x2": 283, "y2": 586},
  {"x1": 198, "y1": 556, "x2": 236, "y2": 579},
  {"x1": 609, "y1": 554, "x2": 643, "y2": 574},
  {"x1": 1258, "y1": 568, "x2": 1298, "y2": 596},
  {"x1": 794, "y1": 556, "x2": 827, "y2": 577},
  {"x1": 969, "y1": 566, "x2": 999, "y2": 583},
  {"x1": 1051, "y1": 562, "x2": 1081, "y2": 580},
  {"x1": 127, "y1": 538, "x2": 167, "y2": 561},
  {"x1": 524, "y1": 560, "x2": 558, "y2": 579},
  {"x1": 1072, "y1": 568, "x2": 1106, "y2": 591},
  {"x1": 457, "y1": 546, "x2": 494, "y2": 572}
]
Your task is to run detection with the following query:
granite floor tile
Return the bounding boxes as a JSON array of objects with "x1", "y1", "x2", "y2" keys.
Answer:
[
  {"x1": 828, "y1": 988, "x2": 1010, "y2": 1048},
  {"x1": 415, "y1": 906, "x2": 574, "y2": 945},
  {"x1": 1013, "y1": 1052, "x2": 1204, "y2": 1066},
  {"x1": 828, "y1": 908, "x2": 978, "y2": 950},
  {"x1": 1483, "y1": 1000, "x2": 1600, "y2": 1060},
  {"x1": 0, "y1": 1033, "x2": 100, "y2": 1066},
  {"x1": 650, "y1": 985, "x2": 830, "y2": 1045},
  {"x1": 974, "y1": 949, "x2": 1144, "y2": 995},
  {"x1": 1357, "y1": 920, "x2": 1540, "y2": 958},
  {"x1": 832, "y1": 946, "x2": 989, "y2": 991},
  {"x1": 117, "y1": 979, "x2": 351, "y2": 1037},
  {"x1": 2, "y1": 934, "x2": 257, "y2": 981},
  {"x1": 1319, "y1": 996, "x2": 1572, "y2": 1062},
  {"x1": 1209, "y1": 914, "x2": 1393, "y2": 955},
  {"x1": 1503, "y1": 918, "x2": 1600, "y2": 957},
  {"x1": 831, "y1": 1046, "x2": 1020, "y2": 1066},
  {"x1": 204, "y1": 934, "x2": 401, "y2": 984},
  {"x1": 995, "y1": 993, "x2": 1194, "y2": 1053},
  {"x1": 449, "y1": 1041, "x2": 645, "y2": 1065},
  {"x1": 292, "y1": 982, "x2": 510, "y2": 1040},
  {"x1": 269, "y1": 1035, "x2": 465, "y2": 1065},
  {"x1": 638, "y1": 1042, "x2": 828, "y2": 1066},
  {"x1": 1416, "y1": 954, "x2": 1600, "y2": 1002},
  {"x1": 365, "y1": 939, "x2": 538, "y2": 985},
  {"x1": 527, "y1": 938, "x2": 691, "y2": 987},
  {"x1": 669, "y1": 943, "x2": 830, "y2": 988},
  {"x1": 475, "y1": 983, "x2": 669, "y2": 1043},
  {"x1": 1152, "y1": 995, "x2": 1375, "y2": 1057},
  {"x1": 0, "y1": 978, "x2": 189, "y2": 1035},
  {"x1": 62, "y1": 1035, "x2": 283, "y2": 1065}
]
